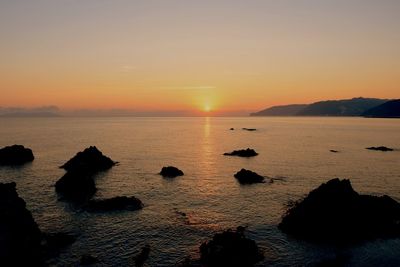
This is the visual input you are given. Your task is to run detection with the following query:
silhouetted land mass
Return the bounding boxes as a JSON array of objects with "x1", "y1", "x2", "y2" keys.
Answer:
[
  {"x1": 159, "y1": 166, "x2": 184, "y2": 178},
  {"x1": 0, "y1": 182, "x2": 42, "y2": 266},
  {"x1": 279, "y1": 178, "x2": 400, "y2": 243},
  {"x1": 251, "y1": 97, "x2": 390, "y2": 116},
  {"x1": 366, "y1": 146, "x2": 394, "y2": 152},
  {"x1": 0, "y1": 112, "x2": 60, "y2": 117},
  {"x1": 0, "y1": 144, "x2": 34, "y2": 166},
  {"x1": 250, "y1": 104, "x2": 308, "y2": 116},
  {"x1": 200, "y1": 227, "x2": 264, "y2": 267},
  {"x1": 85, "y1": 196, "x2": 143, "y2": 212},
  {"x1": 224, "y1": 148, "x2": 258, "y2": 157},
  {"x1": 234, "y1": 169, "x2": 265, "y2": 184},
  {"x1": 362, "y1": 99, "x2": 400, "y2": 118},
  {"x1": 56, "y1": 146, "x2": 116, "y2": 201},
  {"x1": 133, "y1": 244, "x2": 151, "y2": 267}
]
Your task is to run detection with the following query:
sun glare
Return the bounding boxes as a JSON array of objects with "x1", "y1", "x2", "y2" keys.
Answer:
[{"x1": 204, "y1": 105, "x2": 211, "y2": 112}]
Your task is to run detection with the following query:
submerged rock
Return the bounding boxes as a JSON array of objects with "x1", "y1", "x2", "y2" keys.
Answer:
[
  {"x1": 242, "y1": 128, "x2": 256, "y2": 131},
  {"x1": 234, "y1": 169, "x2": 265, "y2": 184},
  {"x1": 80, "y1": 254, "x2": 99, "y2": 265},
  {"x1": 60, "y1": 146, "x2": 116, "y2": 173},
  {"x1": 85, "y1": 196, "x2": 143, "y2": 212},
  {"x1": 0, "y1": 145, "x2": 34, "y2": 166},
  {"x1": 200, "y1": 227, "x2": 264, "y2": 267},
  {"x1": 279, "y1": 178, "x2": 400, "y2": 243},
  {"x1": 366, "y1": 146, "x2": 394, "y2": 152},
  {"x1": 0, "y1": 182, "x2": 42, "y2": 266},
  {"x1": 224, "y1": 148, "x2": 258, "y2": 157},
  {"x1": 133, "y1": 244, "x2": 150, "y2": 267},
  {"x1": 159, "y1": 166, "x2": 184, "y2": 178},
  {"x1": 55, "y1": 170, "x2": 97, "y2": 201}
]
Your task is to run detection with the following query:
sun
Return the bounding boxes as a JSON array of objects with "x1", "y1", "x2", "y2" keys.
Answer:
[{"x1": 204, "y1": 105, "x2": 211, "y2": 112}]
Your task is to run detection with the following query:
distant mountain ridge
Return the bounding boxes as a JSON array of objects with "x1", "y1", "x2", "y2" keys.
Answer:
[
  {"x1": 362, "y1": 99, "x2": 400, "y2": 118},
  {"x1": 251, "y1": 97, "x2": 395, "y2": 117}
]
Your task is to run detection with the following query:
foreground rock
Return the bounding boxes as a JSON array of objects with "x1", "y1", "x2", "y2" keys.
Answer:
[
  {"x1": 0, "y1": 182, "x2": 42, "y2": 265},
  {"x1": 85, "y1": 196, "x2": 143, "y2": 212},
  {"x1": 159, "y1": 166, "x2": 184, "y2": 178},
  {"x1": 42, "y1": 232, "x2": 76, "y2": 257},
  {"x1": 279, "y1": 178, "x2": 400, "y2": 243},
  {"x1": 234, "y1": 169, "x2": 265, "y2": 184},
  {"x1": 366, "y1": 146, "x2": 394, "y2": 152},
  {"x1": 55, "y1": 170, "x2": 97, "y2": 201},
  {"x1": 0, "y1": 145, "x2": 34, "y2": 166},
  {"x1": 80, "y1": 254, "x2": 99, "y2": 265},
  {"x1": 224, "y1": 148, "x2": 258, "y2": 157},
  {"x1": 200, "y1": 227, "x2": 264, "y2": 267}
]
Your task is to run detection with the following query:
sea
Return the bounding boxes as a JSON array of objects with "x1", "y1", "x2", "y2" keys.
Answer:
[{"x1": 0, "y1": 117, "x2": 399, "y2": 266}]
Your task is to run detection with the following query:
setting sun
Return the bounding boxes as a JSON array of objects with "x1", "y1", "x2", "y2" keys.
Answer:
[{"x1": 204, "y1": 105, "x2": 211, "y2": 112}]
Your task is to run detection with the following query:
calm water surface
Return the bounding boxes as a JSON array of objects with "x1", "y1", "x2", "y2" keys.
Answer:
[{"x1": 0, "y1": 117, "x2": 399, "y2": 266}]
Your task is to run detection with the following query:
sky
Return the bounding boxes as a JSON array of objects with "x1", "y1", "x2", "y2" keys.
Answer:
[{"x1": 0, "y1": 0, "x2": 399, "y2": 115}]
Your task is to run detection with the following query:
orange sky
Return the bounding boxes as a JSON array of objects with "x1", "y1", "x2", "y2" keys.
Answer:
[{"x1": 1, "y1": 1, "x2": 399, "y2": 115}]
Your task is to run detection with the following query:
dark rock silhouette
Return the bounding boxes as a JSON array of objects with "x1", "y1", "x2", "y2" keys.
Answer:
[
  {"x1": 133, "y1": 244, "x2": 150, "y2": 267},
  {"x1": 159, "y1": 166, "x2": 184, "y2": 178},
  {"x1": 230, "y1": 128, "x2": 235, "y2": 130},
  {"x1": 85, "y1": 196, "x2": 143, "y2": 212},
  {"x1": 279, "y1": 178, "x2": 400, "y2": 243},
  {"x1": 366, "y1": 146, "x2": 394, "y2": 152},
  {"x1": 234, "y1": 169, "x2": 265, "y2": 184},
  {"x1": 330, "y1": 150, "x2": 339, "y2": 153},
  {"x1": 56, "y1": 146, "x2": 116, "y2": 201},
  {"x1": 42, "y1": 232, "x2": 76, "y2": 257},
  {"x1": 362, "y1": 99, "x2": 400, "y2": 118},
  {"x1": 200, "y1": 227, "x2": 264, "y2": 267},
  {"x1": 55, "y1": 170, "x2": 97, "y2": 201},
  {"x1": 224, "y1": 148, "x2": 258, "y2": 157},
  {"x1": 60, "y1": 146, "x2": 116, "y2": 173},
  {"x1": 0, "y1": 145, "x2": 34, "y2": 166},
  {"x1": 0, "y1": 182, "x2": 42, "y2": 266},
  {"x1": 80, "y1": 254, "x2": 99, "y2": 265},
  {"x1": 242, "y1": 128, "x2": 256, "y2": 131}
]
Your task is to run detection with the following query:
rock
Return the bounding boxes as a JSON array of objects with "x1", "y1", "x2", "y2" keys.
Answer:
[
  {"x1": 242, "y1": 128, "x2": 256, "y2": 131},
  {"x1": 0, "y1": 182, "x2": 42, "y2": 266},
  {"x1": 0, "y1": 145, "x2": 34, "y2": 166},
  {"x1": 133, "y1": 244, "x2": 150, "y2": 267},
  {"x1": 85, "y1": 196, "x2": 143, "y2": 212},
  {"x1": 223, "y1": 148, "x2": 258, "y2": 157},
  {"x1": 80, "y1": 254, "x2": 99, "y2": 265},
  {"x1": 366, "y1": 146, "x2": 394, "y2": 152},
  {"x1": 234, "y1": 169, "x2": 265, "y2": 184},
  {"x1": 199, "y1": 227, "x2": 264, "y2": 267},
  {"x1": 42, "y1": 232, "x2": 76, "y2": 256},
  {"x1": 230, "y1": 128, "x2": 235, "y2": 130},
  {"x1": 159, "y1": 166, "x2": 184, "y2": 178},
  {"x1": 330, "y1": 150, "x2": 339, "y2": 153},
  {"x1": 279, "y1": 178, "x2": 400, "y2": 243},
  {"x1": 60, "y1": 146, "x2": 116, "y2": 173},
  {"x1": 55, "y1": 170, "x2": 97, "y2": 201}
]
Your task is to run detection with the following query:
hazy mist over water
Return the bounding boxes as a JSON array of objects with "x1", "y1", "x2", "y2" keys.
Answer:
[{"x1": 0, "y1": 117, "x2": 399, "y2": 266}]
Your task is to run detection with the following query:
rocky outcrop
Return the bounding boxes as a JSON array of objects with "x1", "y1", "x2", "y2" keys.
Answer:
[
  {"x1": 200, "y1": 227, "x2": 264, "y2": 267},
  {"x1": 0, "y1": 145, "x2": 34, "y2": 166},
  {"x1": 234, "y1": 169, "x2": 265, "y2": 184},
  {"x1": 159, "y1": 166, "x2": 184, "y2": 178},
  {"x1": 60, "y1": 146, "x2": 116, "y2": 173},
  {"x1": 366, "y1": 146, "x2": 394, "y2": 152},
  {"x1": 55, "y1": 146, "x2": 116, "y2": 201},
  {"x1": 85, "y1": 196, "x2": 143, "y2": 212},
  {"x1": 80, "y1": 254, "x2": 99, "y2": 265},
  {"x1": 224, "y1": 148, "x2": 258, "y2": 157},
  {"x1": 0, "y1": 182, "x2": 42, "y2": 266},
  {"x1": 279, "y1": 178, "x2": 400, "y2": 243}
]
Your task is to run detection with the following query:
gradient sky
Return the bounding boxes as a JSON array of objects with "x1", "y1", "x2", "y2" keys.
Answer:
[{"x1": 1, "y1": 0, "x2": 399, "y2": 115}]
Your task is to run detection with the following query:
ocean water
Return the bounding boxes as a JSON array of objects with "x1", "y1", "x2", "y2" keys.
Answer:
[{"x1": 0, "y1": 117, "x2": 400, "y2": 266}]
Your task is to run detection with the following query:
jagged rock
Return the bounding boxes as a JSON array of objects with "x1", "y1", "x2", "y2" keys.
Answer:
[
  {"x1": 0, "y1": 182, "x2": 42, "y2": 266},
  {"x1": 55, "y1": 170, "x2": 97, "y2": 201},
  {"x1": 159, "y1": 166, "x2": 184, "y2": 178},
  {"x1": 223, "y1": 148, "x2": 258, "y2": 157},
  {"x1": 234, "y1": 169, "x2": 265, "y2": 184},
  {"x1": 85, "y1": 196, "x2": 143, "y2": 212},
  {"x1": 133, "y1": 244, "x2": 150, "y2": 267},
  {"x1": 366, "y1": 146, "x2": 394, "y2": 152},
  {"x1": 279, "y1": 178, "x2": 400, "y2": 243},
  {"x1": 60, "y1": 146, "x2": 116, "y2": 173},
  {"x1": 242, "y1": 128, "x2": 256, "y2": 131},
  {"x1": 0, "y1": 145, "x2": 34, "y2": 166},
  {"x1": 80, "y1": 254, "x2": 99, "y2": 265},
  {"x1": 199, "y1": 227, "x2": 264, "y2": 267}
]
